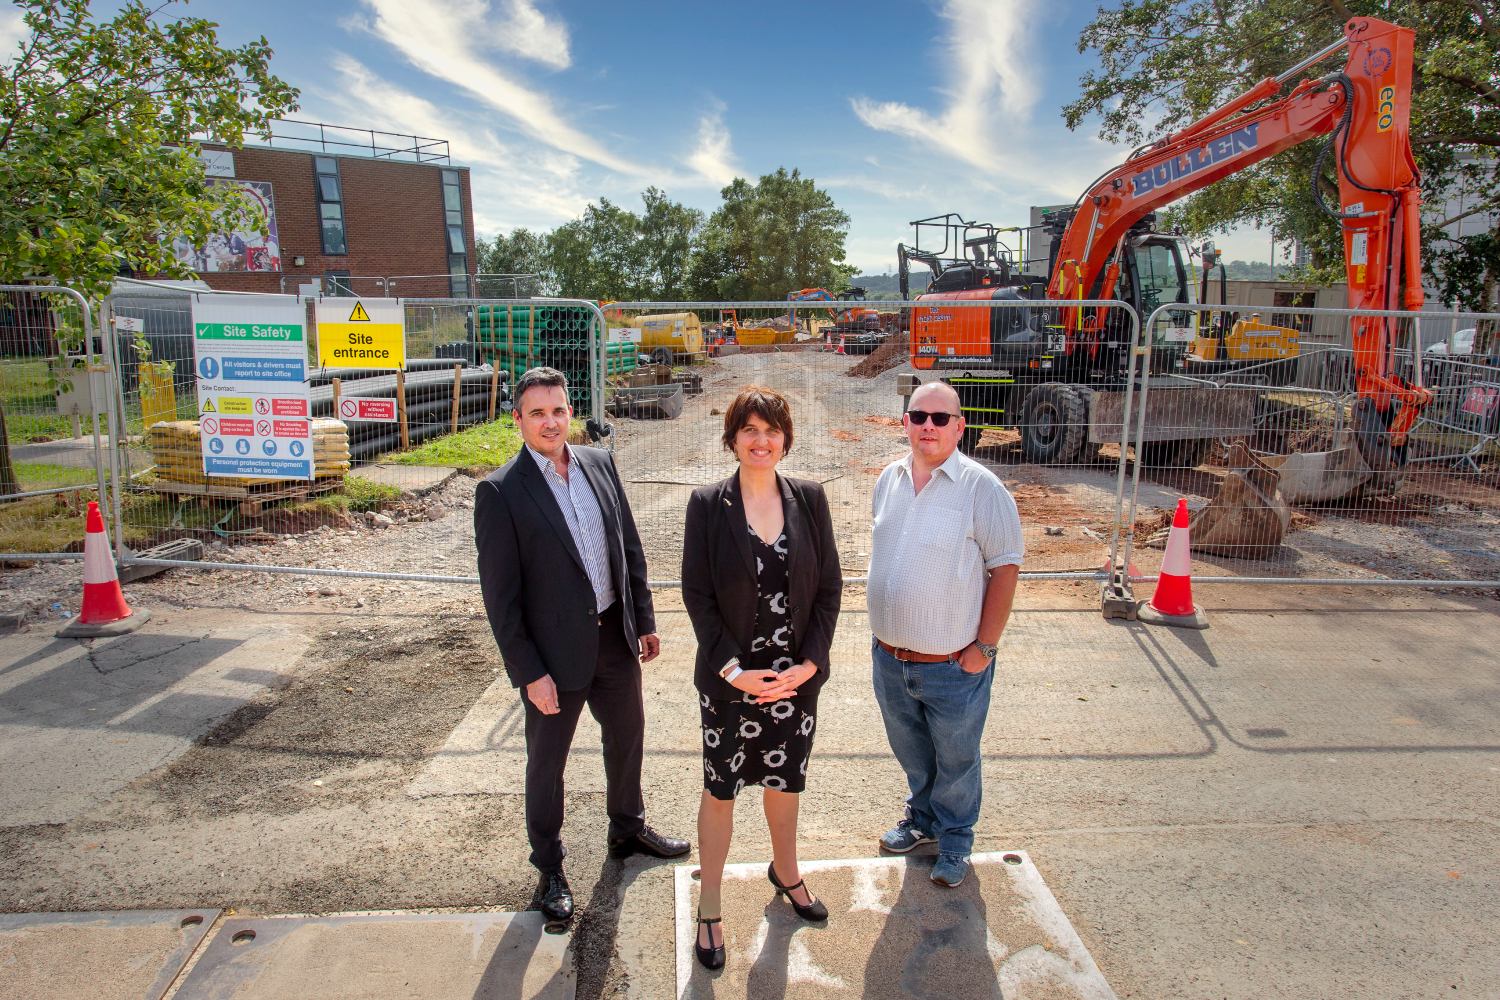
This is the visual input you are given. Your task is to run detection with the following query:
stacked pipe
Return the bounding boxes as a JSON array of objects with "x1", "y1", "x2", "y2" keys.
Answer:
[
  {"x1": 308, "y1": 357, "x2": 466, "y2": 387},
  {"x1": 475, "y1": 304, "x2": 635, "y2": 407},
  {"x1": 308, "y1": 366, "x2": 508, "y2": 462}
]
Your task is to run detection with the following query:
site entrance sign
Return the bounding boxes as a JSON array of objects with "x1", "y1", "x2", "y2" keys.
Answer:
[{"x1": 316, "y1": 297, "x2": 406, "y2": 370}]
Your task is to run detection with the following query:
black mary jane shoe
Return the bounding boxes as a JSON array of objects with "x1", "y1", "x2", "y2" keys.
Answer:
[
  {"x1": 694, "y1": 912, "x2": 725, "y2": 970},
  {"x1": 767, "y1": 862, "x2": 829, "y2": 922}
]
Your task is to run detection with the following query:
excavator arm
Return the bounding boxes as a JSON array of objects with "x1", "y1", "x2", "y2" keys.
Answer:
[{"x1": 1049, "y1": 16, "x2": 1429, "y2": 449}]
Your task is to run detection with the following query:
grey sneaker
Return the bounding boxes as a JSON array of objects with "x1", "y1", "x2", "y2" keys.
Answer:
[
  {"x1": 879, "y1": 818, "x2": 936, "y2": 854},
  {"x1": 930, "y1": 852, "x2": 969, "y2": 887}
]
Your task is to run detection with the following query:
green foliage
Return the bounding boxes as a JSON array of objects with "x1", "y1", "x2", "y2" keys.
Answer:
[
  {"x1": 380, "y1": 416, "x2": 530, "y2": 469},
  {"x1": 1065, "y1": 0, "x2": 1500, "y2": 309},
  {"x1": 296, "y1": 475, "x2": 401, "y2": 515},
  {"x1": 478, "y1": 170, "x2": 856, "y2": 303},
  {"x1": 686, "y1": 168, "x2": 857, "y2": 301},
  {"x1": 0, "y1": 0, "x2": 299, "y2": 297}
]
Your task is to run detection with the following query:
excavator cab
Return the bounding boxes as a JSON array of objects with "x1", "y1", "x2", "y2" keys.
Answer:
[{"x1": 1126, "y1": 232, "x2": 1198, "y2": 360}]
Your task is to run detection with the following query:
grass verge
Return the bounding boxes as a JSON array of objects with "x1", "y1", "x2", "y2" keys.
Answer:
[{"x1": 377, "y1": 418, "x2": 585, "y2": 470}]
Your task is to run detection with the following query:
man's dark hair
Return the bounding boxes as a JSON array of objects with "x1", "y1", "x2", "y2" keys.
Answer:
[
  {"x1": 513, "y1": 366, "x2": 569, "y2": 412},
  {"x1": 721, "y1": 384, "x2": 794, "y2": 455}
]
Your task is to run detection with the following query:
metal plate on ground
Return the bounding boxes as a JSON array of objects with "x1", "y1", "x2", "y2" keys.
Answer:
[
  {"x1": 0, "y1": 908, "x2": 219, "y2": 1000},
  {"x1": 170, "y1": 911, "x2": 572, "y2": 1000},
  {"x1": 674, "y1": 851, "x2": 1116, "y2": 999}
]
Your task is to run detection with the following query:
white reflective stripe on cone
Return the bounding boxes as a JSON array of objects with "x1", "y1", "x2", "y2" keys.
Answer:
[
  {"x1": 1160, "y1": 526, "x2": 1193, "y2": 576},
  {"x1": 82, "y1": 529, "x2": 118, "y2": 585}
]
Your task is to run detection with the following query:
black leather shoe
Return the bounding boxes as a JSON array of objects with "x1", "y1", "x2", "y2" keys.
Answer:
[
  {"x1": 538, "y1": 869, "x2": 573, "y2": 922},
  {"x1": 768, "y1": 862, "x2": 828, "y2": 922},
  {"x1": 694, "y1": 911, "x2": 725, "y2": 970},
  {"x1": 608, "y1": 824, "x2": 691, "y2": 859}
]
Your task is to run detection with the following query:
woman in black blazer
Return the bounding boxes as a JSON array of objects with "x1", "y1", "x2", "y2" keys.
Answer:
[{"x1": 682, "y1": 385, "x2": 842, "y2": 969}]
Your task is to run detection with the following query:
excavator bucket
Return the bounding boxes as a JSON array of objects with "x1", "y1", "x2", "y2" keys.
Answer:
[
  {"x1": 1259, "y1": 429, "x2": 1374, "y2": 504},
  {"x1": 1147, "y1": 442, "x2": 1291, "y2": 556}
]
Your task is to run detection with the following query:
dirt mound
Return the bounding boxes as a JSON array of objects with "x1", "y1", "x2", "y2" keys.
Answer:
[{"x1": 846, "y1": 330, "x2": 910, "y2": 378}]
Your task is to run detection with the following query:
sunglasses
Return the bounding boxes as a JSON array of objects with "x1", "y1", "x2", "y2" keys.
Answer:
[{"x1": 906, "y1": 409, "x2": 959, "y2": 427}]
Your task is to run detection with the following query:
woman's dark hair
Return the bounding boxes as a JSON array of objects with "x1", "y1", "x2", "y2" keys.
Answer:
[{"x1": 721, "y1": 385, "x2": 794, "y2": 455}]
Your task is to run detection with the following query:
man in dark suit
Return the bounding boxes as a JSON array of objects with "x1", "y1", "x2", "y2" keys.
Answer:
[{"x1": 475, "y1": 367, "x2": 689, "y2": 923}]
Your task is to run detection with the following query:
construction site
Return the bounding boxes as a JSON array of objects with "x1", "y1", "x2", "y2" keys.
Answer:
[{"x1": 2, "y1": 10, "x2": 1498, "y2": 1000}]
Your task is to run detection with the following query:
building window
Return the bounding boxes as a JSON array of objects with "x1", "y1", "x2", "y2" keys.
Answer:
[
  {"x1": 442, "y1": 169, "x2": 468, "y2": 296},
  {"x1": 325, "y1": 270, "x2": 352, "y2": 296},
  {"x1": 316, "y1": 156, "x2": 347, "y2": 255}
]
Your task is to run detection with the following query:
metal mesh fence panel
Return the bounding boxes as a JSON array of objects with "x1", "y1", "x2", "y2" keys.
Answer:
[
  {"x1": 1123, "y1": 304, "x2": 1499, "y2": 585},
  {"x1": 94, "y1": 290, "x2": 605, "y2": 573},
  {"x1": 601, "y1": 299, "x2": 1139, "y2": 585},
  {"x1": 0, "y1": 285, "x2": 108, "y2": 558}
]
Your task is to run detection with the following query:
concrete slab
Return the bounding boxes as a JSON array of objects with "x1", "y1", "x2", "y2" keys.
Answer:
[
  {"x1": 672, "y1": 852, "x2": 1116, "y2": 999},
  {"x1": 0, "y1": 908, "x2": 218, "y2": 1000},
  {"x1": 12, "y1": 438, "x2": 110, "y2": 470},
  {"x1": 351, "y1": 465, "x2": 459, "y2": 495},
  {"x1": 168, "y1": 911, "x2": 572, "y2": 1000},
  {"x1": 0, "y1": 609, "x2": 308, "y2": 827}
]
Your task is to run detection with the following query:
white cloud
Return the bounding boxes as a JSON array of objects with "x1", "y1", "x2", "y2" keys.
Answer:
[
  {"x1": 822, "y1": 174, "x2": 934, "y2": 201},
  {"x1": 494, "y1": 0, "x2": 570, "y2": 69},
  {"x1": 686, "y1": 103, "x2": 739, "y2": 187},
  {"x1": 352, "y1": 0, "x2": 649, "y2": 177},
  {"x1": 306, "y1": 55, "x2": 591, "y2": 232},
  {"x1": 0, "y1": 8, "x2": 30, "y2": 59},
  {"x1": 851, "y1": 0, "x2": 1040, "y2": 174}
]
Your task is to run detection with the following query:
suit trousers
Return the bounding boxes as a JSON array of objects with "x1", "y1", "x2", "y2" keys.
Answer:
[{"x1": 522, "y1": 601, "x2": 646, "y2": 873}]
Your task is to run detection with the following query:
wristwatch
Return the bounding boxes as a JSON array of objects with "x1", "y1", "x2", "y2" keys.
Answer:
[
  {"x1": 718, "y1": 656, "x2": 743, "y2": 683},
  {"x1": 972, "y1": 641, "x2": 998, "y2": 660}
]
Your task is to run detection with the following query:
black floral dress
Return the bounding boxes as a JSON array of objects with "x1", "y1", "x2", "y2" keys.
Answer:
[{"x1": 700, "y1": 525, "x2": 819, "y2": 800}]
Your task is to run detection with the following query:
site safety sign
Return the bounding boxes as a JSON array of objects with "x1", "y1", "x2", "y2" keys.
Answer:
[
  {"x1": 316, "y1": 297, "x2": 405, "y2": 370},
  {"x1": 192, "y1": 293, "x2": 313, "y2": 481},
  {"x1": 338, "y1": 397, "x2": 398, "y2": 423}
]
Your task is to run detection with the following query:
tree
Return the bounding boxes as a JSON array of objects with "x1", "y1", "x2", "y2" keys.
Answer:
[
  {"x1": 539, "y1": 189, "x2": 701, "y2": 300},
  {"x1": 1064, "y1": 0, "x2": 1499, "y2": 310},
  {"x1": 476, "y1": 227, "x2": 548, "y2": 296},
  {"x1": 545, "y1": 197, "x2": 645, "y2": 300},
  {"x1": 686, "y1": 168, "x2": 856, "y2": 301},
  {"x1": 1, "y1": 0, "x2": 299, "y2": 295},
  {"x1": 635, "y1": 188, "x2": 702, "y2": 300},
  {"x1": 0, "y1": 0, "x2": 297, "y2": 497}
]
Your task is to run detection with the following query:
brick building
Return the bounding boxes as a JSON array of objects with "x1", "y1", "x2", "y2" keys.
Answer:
[{"x1": 160, "y1": 123, "x2": 477, "y2": 298}]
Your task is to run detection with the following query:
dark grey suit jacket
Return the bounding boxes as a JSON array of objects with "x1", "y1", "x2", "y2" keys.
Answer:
[
  {"x1": 475, "y1": 445, "x2": 655, "y2": 691},
  {"x1": 681, "y1": 473, "x2": 842, "y2": 701}
]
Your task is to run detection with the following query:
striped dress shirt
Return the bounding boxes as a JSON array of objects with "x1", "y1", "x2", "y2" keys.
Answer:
[{"x1": 527, "y1": 445, "x2": 617, "y2": 612}]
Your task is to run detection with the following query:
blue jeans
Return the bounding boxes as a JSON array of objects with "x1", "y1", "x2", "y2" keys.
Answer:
[{"x1": 871, "y1": 637, "x2": 993, "y2": 856}]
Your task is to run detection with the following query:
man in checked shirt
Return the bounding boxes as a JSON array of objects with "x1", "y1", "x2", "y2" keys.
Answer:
[{"x1": 867, "y1": 380, "x2": 1024, "y2": 888}]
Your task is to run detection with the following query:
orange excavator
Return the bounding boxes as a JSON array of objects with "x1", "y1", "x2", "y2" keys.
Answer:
[
  {"x1": 787, "y1": 287, "x2": 883, "y2": 335},
  {"x1": 899, "y1": 15, "x2": 1430, "y2": 546}
]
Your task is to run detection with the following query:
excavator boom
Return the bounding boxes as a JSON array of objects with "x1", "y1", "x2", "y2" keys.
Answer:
[{"x1": 1047, "y1": 16, "x2": 1430, "y2": 521}]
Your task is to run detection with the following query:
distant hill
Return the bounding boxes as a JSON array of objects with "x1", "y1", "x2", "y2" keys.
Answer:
[{"x1": 849, "y1": 272, "x2": 930, "y2": 297}]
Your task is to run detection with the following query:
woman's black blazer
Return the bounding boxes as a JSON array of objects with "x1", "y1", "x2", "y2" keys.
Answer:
[{"x1": 682, "y1": 472, "x2": 842, "y2": 701}]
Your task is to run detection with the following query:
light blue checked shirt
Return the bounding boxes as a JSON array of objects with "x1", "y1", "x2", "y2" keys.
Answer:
[{"x1": 527, "y1": 444, "x2": 617, "y2": 612}]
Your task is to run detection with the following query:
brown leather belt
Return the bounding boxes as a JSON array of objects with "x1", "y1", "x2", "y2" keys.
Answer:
[{"x1": 876, "y1": 639, "x2": 960, "y2": 663}]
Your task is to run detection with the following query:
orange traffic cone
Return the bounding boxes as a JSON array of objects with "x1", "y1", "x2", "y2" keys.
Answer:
[
  {"x1": 1137, "y1": 498, "x2": 1208, "y2": 629},
  {"x1": 57, "y1": 501, "x2": 151, "y2": 638},
  {"x1": 836, "y1": 336, "x2": 847, "y2": 355}
]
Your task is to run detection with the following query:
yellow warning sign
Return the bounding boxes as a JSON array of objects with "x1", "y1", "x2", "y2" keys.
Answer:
[
  {"x1": 201, "y1": 398, "x2": 217, "y2": 412},
  {"x1": 218, "y1": 397, "x2": 252, "y2": 415},
  {"x1": 315, "y1": 297, "x2": 406, "y2": 370}
]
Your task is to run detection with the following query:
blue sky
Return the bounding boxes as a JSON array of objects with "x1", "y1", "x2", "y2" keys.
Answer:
[{"x1": 4, "y1": 0, "x2": 1275, "y2": 273}]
